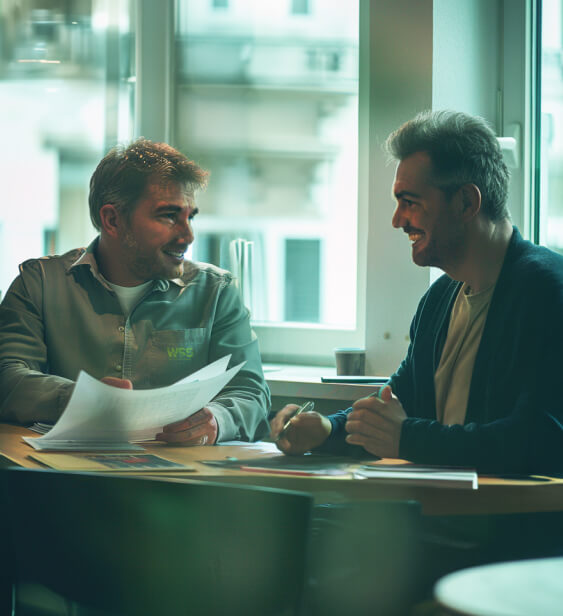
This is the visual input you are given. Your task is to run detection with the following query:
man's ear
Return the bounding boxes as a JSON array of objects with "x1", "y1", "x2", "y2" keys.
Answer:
[
  {"x1": 99, "y1": 204, "x2": 121, "y2": 238},
  {"x1": 459, "y1": 184, "x2": 481, "y2": 221}
]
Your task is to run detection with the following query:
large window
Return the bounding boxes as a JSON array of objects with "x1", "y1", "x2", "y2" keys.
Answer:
[
  {"x1": 174, "y1": 0, "x2": 359, "y2": 328},
  {"x1": 0, "y1": 0, "x2": 135, "y2": 297},
  {"x1": 538, "y1": 0, "x2": 563, "y2": 253},
  {"x1": 1, "y1": 1, "x2": 556, "y2": 372}
]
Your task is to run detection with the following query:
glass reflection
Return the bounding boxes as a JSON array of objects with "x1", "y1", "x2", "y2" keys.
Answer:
[{"x1": 0, "y1": 0, "x2": 135, "y2": 295}]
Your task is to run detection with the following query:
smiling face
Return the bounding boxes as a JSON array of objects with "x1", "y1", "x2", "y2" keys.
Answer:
[
  {"x1": 391, "y1": 152, "x2": 466, "y2": 270},
  {"x1": 116, "y1": 181, "x2": 198, "y2": 285}
]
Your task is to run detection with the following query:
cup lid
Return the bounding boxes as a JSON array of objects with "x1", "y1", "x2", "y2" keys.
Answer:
[{"x1": 333, "y1": 347, "x2": 366, "y2": 353}]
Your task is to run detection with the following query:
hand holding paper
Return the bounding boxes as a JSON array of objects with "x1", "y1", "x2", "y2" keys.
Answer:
[
  {"x1": 156, "y1": 407, "x2": 218, "y2": 446},
  {"x1": 23, "y1": 356, "x2": 243, "y2": 451}
]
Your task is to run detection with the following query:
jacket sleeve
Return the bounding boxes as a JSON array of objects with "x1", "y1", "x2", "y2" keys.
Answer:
[
  {"x1": 313, "y1": 408, "x2": 372, "y2": 457},
  {"x1": 0, "y1": 262, "x2": 74, "y2": 424},
  {"x1": 399, "y1": 396, "x2": 563, "y2": 474},
  {"x1": 205, "y1": 280, "x2": 271, "y2": 442}
]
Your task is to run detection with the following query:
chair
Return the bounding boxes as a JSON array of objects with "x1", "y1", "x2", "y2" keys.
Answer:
[
  {"x1": 304, "y1": 500, "x2": 422, "y2": 616},
  {"x1": 0, "y1": 467, "x2": 313, "y2": 616}
]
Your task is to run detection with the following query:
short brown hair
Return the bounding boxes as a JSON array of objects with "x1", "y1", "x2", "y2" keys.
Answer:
[{"x1": 89, "y1": 138, "x2": 209, "y2": 231}]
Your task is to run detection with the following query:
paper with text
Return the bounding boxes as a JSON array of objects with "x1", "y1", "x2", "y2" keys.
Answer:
[{"x1": 23, "y1": 356, "x2": 243, "y2": 450}]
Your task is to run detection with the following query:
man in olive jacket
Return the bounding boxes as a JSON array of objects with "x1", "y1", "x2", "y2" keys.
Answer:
[{"x1": 0, "y1": 139, "x2": 270, "y2": 445}]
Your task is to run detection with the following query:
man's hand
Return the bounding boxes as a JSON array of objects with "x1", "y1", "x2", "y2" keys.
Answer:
[
  {"x1": 344, "y1": 385, "x2": 406, "y2": 457},
  {"x1": 273, "y1": 405, "x2": 332, "y2": 455},
  {"x1": 269, "y1": 404, "x2": 300, "y2": 440},
  {"x1": 101, "y1": 376, "x2": 133, "y2": 389},
  {"x1": 100, "y1": 377, "x2": 217, "y2": 446},
  {"x1": 156, "y1": 407, "x2": 218, "y2": 446}
]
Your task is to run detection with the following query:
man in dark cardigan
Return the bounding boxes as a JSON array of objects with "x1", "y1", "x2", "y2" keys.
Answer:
[{"x1": 273, "y1": 110, "x2": 563, "y2": 474}]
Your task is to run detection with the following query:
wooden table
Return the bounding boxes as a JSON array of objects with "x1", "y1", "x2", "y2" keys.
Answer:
[{"x1": 2, "y1": 424, "x2": 563, "y2": 516}]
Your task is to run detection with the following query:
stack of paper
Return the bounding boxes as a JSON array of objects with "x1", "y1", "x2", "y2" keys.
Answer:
[
  {"x1": 201, "y1": 453, "x2": 355, "y2": 477},
  {"x1": 28, "y1": 422, "x2": 53, "y2": 435},
  {"x1": 354, "y1": 464, "x2": 478, "y2": 489},
  {"x1": 23, "y1": 355, "x2": 243, "y2": 452}
]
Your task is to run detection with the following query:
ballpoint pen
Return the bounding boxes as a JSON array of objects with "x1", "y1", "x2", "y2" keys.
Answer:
[{"x1": 276, "y1": 400, "x2": 315, "y2": 440}]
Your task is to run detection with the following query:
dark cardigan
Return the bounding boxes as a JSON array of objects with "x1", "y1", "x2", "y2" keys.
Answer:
[{"x1": 322, "y1": 228, "x2": 563, "y2": 473}]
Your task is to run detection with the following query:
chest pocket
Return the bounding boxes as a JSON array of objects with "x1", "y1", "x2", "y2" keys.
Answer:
[{"x1": 147, "y1": 328, "x2": 208, "y2": 385}]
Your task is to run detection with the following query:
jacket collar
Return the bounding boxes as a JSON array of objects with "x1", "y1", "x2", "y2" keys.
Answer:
[{"x1": 67, "y1": 236, "x2": 193, "y2": 291}]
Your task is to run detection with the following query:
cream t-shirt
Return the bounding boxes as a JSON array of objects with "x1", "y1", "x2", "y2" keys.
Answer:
[{"x1": 434, "y1": 282, "x2": 495, "y2": 426}]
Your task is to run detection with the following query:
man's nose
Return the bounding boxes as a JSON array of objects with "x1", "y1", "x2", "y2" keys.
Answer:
[
  {"x1": 178, "y1": 217, "x2": 194, "y2": 243},
  {"x1": 391, "y1": 204, "x2": 404, "y2": 229}
]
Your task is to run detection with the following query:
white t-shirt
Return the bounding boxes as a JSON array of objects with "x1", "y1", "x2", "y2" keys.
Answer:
[{"x1": 107, "y1": 280, "x2": 153, "y2": 316}]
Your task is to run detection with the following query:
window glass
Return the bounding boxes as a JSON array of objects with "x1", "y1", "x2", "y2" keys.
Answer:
[
  {"x1": 174, "y1": 0, "x2": 359, "y2": 327},
  {"x1": 0, "y1": 0, "x2": 135, "y2": 297},
  {"x1": 284, "y1": 238, "x2": 320, "y2": 322},
  {"x1": 291, "y1": 0, "x2": 310, "y2": 16},
  {"x1": 539, "y1": 0, "x2": 563, "y2": 253}
]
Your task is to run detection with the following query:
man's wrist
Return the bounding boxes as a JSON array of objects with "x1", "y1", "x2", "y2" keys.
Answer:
[
  {"x1": 205, "y1": 402, "x2": 225, "y2": 442},
  {"x1": 321, "y1": 415, "x2": 333, "y2": 439}
]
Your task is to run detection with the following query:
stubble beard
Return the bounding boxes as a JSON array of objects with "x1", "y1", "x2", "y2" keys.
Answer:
[
  {"x1": 122, "y1": 231, "x2": 184, "y2": 282},
  {"x1": 414, "y1": 226, "x2": 464, "y2": 271}
]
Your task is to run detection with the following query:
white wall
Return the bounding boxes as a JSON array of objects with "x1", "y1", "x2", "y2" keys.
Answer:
[
  {"x1": 433, "y1": 0, "x2": 500, "y2": 121},
  {"x1": 433, "y1": 0, "x2": 528, "y2": 232},
  {"x1": 361, "y1": 0, "x2": 434, "y2": 375}
]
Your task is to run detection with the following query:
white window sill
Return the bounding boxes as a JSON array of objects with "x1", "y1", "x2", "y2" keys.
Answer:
[{"x1": 263, "y1": 364, "x2": 385, "y2": 401}]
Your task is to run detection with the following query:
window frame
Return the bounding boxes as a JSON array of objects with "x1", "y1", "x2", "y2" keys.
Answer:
[
  {"x1": 500, "y1": 0, "x2": 537, "y2": 242},
  {"x1": 533, "y1": 0, "x2": 563, "y2": 252}
]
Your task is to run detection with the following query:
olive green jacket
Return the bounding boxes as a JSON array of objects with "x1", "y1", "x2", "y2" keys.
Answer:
[{"x1": 0, "y1": 239, "x2": 271, "y2": 442}]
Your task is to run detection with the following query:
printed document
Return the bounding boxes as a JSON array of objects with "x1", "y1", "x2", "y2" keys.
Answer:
[{"x1": 23, "y1": 355, "x2": 243, "y2": 451}]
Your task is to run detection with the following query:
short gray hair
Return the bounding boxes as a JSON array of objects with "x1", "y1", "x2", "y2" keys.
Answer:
[{"x1": 385, "y1": 110, "x2": 510, "y2": 221}]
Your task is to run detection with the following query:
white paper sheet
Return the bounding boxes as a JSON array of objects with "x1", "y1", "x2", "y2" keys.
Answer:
[{"x1": 23, "y1": 355, "x2": 244, "y2": 451}]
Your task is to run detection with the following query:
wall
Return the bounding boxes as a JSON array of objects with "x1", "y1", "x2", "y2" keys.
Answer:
[
  {"x1": 433, "y1": 0, "x2": 501, "y2": 121},
  {"x1": 361, "y1": 0, "x2": 434, "y2": 376}
]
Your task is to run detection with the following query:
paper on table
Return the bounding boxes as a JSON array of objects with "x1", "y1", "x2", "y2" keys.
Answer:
[
  {"x1": 353, "y1": 465, "x2": 478, "y2": 489},
  {"x1": 24, "y1": 440, "x2": 146, "y2": 452},
  {"x1": 29, "y1": 452, "x2": 196, "y2": 472},
  {"x1": 23, "y1": 355, "x2": 244, "y2": 450}
]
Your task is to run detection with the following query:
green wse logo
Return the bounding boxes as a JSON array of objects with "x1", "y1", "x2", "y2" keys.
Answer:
[{"x1": 167, "y1": 346, "x2": 194, "y2": 360}]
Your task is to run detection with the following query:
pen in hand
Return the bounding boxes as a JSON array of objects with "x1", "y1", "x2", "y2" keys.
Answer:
[
  {"x1": 276, "y1": 401, "x2": 315, "y2": 441},
  {"x1": 369, "y1": 382, "x2": 390, "y2": 400}
]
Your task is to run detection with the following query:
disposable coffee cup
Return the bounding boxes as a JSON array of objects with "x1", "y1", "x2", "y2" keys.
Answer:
[{"x1": 334, "y1": 348, "x2": 366, "y2": 376}]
